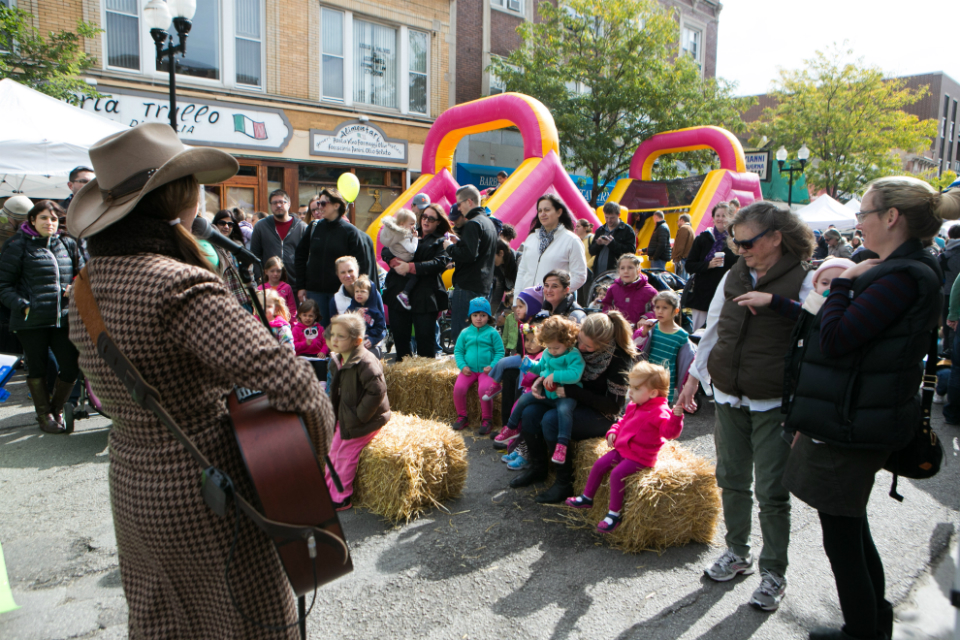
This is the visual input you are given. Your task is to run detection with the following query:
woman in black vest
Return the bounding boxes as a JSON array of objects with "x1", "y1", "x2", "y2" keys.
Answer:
[{"x1": 780, "y1": 178, "x2": 960, "y2": 640}]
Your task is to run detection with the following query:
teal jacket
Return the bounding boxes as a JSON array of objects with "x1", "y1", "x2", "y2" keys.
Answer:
[
  {"x1": 528, "y1": 348, "x2": 585, "y2": 399},
  {"x1": 455, "y1": 324, "x2": 504, "y2": 372}
]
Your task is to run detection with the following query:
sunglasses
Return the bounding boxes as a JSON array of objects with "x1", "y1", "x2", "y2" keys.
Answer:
[
  {"x1": 731, "y1": 228, "x2": 770, "y2": 250},
  {"x1": 420, "y1": 215, "x2": 439, "y2": 222},
  {"x1": 215, "y1": 220, "x2": 235, "y2": 228},
  {"x1": 318, "y1": 200, "x2": 330, "y2": 207}
]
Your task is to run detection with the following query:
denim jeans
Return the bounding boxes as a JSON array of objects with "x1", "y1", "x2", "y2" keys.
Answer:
[
  {"x1": 943, "y1": 328, "x2": 960, "y2": 423},
  {"x1": 508, "y1": 393, "x2": 577, "y2": 444},
  {"x1": 306, "y1": 291, "x2": 335, "y2": 328},
  {"x1": 490, "y1": 355, "x2": 522, "y2": 384},
  {"x1": 450, "y1": 287, "x2": 486, "y2": 344},
  {"x1": 650, "y1": 259, "x2": 667, "y2": 270}
]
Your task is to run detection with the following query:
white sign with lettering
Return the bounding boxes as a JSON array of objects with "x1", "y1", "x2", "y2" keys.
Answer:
[
  {"x1": 310, "y1": 121, "x2": 408, "y2": 164},
  {"x1": 744, "y1": 151, "x2": 770, "y2": 181},
  {"x1": 74, "y1": 87, "x2": 293, "y2": 152}
]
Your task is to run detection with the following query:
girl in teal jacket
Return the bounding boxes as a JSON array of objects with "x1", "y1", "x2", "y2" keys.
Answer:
[{"x1": 453, "y1": 297, "x2": 504, "y2": 434}]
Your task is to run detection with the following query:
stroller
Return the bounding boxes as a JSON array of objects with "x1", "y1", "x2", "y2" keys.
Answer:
[{"x1": 64, "y1": 372, "x2": 109, "y2": 432}]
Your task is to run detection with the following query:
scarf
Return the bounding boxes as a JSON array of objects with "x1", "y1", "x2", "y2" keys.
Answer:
[
  {"x1": 537, "y1": 225, "x2": 558, "y2": 256},
  {"x1": 581, "y1": 340, "x2": 615, "y2": 381},
  {"x1": 709, "y1": 227, "x2": 728, "y2": 257}
]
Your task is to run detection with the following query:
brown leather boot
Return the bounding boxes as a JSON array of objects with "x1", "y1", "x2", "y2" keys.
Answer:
[
  {"x1": 50, "y1": 378, "x2": 77, "y2": 434},
  {"x1": 26, "y1": 377, "x2": 64, "y2": 434}
]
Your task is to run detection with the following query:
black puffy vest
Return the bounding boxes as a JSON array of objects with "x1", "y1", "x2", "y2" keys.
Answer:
[
  {"x1": 0, "y1": 231, "x2": 80, "y2": 331},
  {"x1": 783, "y1": 241, "x2": 941, "y2": 450}
]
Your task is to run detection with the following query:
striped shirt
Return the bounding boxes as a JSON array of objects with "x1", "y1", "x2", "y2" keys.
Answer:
[
  {"x1": 820, "y1": 273, "x2": 919, "y2": 358},
  {"x1": 649, "y1": 324, "x2": 689, "y2": 402}
]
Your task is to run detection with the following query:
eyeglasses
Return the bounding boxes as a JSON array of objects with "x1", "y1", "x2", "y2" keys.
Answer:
[
  {"x1": 731, "y1": 228, "x2": 771, "y2": 250},
  {"x1": 317, "y1": 200, "x2": 330, "y2": 207},
  {"x1": 855, "y1": 207, "x2": 887, "y2": 223},
  {"x1": 270, "y1": 200, "x2": 287, "y2": 207},
  {"x1": 420, "y1": 215, "x2": 439, "y2": 222}
]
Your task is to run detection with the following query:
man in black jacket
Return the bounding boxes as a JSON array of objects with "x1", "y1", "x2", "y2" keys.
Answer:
[
  {"x1": 295, "y1": 188, "x2": 370, "y2": 327},
  {"x1": 443, "y1": 185, "x2": 497, "y2": 343},
  {"x1": 644, "y1": 210, "x2": 672, "y2": 269},
  {"x1": 590, "y1": 202, "x2": 637, "y2": 274}
]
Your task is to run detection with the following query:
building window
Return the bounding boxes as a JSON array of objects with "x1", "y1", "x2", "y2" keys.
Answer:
[
  {"x1": 491, "y1": 0, "x2": 523, "y2": 14},
  {"x1": 408, "y1": 30, "x2": 428, "y2": 114},
  {"x1": 235, "y1": 0, "x2": 261, "y2": 87},
  {"x1": 105, "y1": 0, "x2": 140, "y2": 70},
  {"x1": 156, "y1": 0, "x2": 220, "y2": 80},
  {"x1": 321, "y1": 8, "x2": 344, "y2": 101},
  {"x1": 681, "y1": 26, "x2": 701, "y2": 65},
  {"x1": 354, "y1": 19, "x2": 397, "y2": 108}
]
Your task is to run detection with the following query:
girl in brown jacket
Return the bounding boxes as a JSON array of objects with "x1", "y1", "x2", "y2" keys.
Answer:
[{"x1": 325, "y1": 311, "x2": 391, "y2": 510}]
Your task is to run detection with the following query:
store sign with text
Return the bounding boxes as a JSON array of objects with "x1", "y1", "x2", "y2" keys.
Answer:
[
  {"x1": 310, "y1": 121, "x2": 408, "y2": 164},
  {"x1": 744, "y1": 151, "x2": 770, "y2": 181},
  {"x1": 74, "y1": 88, "x2": 293, "y2": 152}
]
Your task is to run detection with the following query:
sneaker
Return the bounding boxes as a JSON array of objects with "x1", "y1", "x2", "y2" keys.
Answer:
[
  {"x1": 501, "y1": 450, "x2": 519, "y2": 463},
  {"x1": 704, "y1": 549, "x2": 756, "y2": 582},
  {"x1": 494, "y1": 425, "x2": 520, "y2": 444},
  {"x1": 506, "y1": 454, "x2": 529, "y2": 470},
  {"x1": 564, "y1": 495, "x2": 593, "y2": 509},
  {"x1": 597, "y1": 512, "x2": 622, "y2": 533},
  {"x1": 749, "y1": 569, "x2": 787, "y2": 612},
  {"x1": 478, "y1": 419, "x2": 493, "y2": 436},
  {"x1": 934, "y1": 392, "x2": 946, "y2": 404},
  {"x1": 397, "y1": 292, "x2": 412, "y2": 311},
  {"x1": 481, "y1": 383, "x2": 503, "y2": 402},
  {"x1": 551, "y1": 443, "x2": 568, "y2": 465},
  {"x1": 333, "y1": 497, "x2": 352, "y2": 512},
  {"x1": 451, "y1": 416, "x2": 469, "y2": 431}
]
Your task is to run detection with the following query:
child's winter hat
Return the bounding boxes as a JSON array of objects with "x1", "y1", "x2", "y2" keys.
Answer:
[
  {"x1": 468, "y1": 296, "x2": 493, "y2": 320},
  {"x1": 813, "y1": 258, "x2": 856, "y2": 282},
  {"x1": 516, "y1": 285, "x2": 544, "y2": 317}
]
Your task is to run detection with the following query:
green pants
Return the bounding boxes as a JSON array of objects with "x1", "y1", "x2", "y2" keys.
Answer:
[{"x1": 714, "y1": 402, "x2": 792, "y2": 575}]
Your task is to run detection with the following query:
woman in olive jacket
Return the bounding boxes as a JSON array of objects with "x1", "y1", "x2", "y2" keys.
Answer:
[
  {"x1": 382, "y1": 203, "x2": 453, "y2": 359},
  {"x1": 0, "y1": 200, "x2": 83, "y2": 433}
]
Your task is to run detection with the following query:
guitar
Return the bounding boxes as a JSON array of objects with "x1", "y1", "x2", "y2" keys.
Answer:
[{"x1": 229, "y1": 388, "x2": 353, "y2": 595}]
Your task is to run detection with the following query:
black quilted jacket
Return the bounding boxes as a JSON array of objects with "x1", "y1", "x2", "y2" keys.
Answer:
[{"x1": 0, "y1": 226, "x2": 83, "y2": 331}]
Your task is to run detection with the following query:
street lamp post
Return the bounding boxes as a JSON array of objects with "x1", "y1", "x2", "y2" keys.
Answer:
[
  {"x1": 776, "y1": 143, "x2": 810, "y2": 209},
  {"x1": 143, "y1": 0, "x2": 196, "y2": 132}
]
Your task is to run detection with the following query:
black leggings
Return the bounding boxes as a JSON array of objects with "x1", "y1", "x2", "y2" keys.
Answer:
[
  {"x1": 17, "y1": 326, "x2": 80, "y2": 383},
  {"x1": 818, "y1": 511, "x2": 886, "y2": 639}
]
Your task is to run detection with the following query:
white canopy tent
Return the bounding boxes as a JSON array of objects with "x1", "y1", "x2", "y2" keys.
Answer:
[
  {"x1": 0, "y1": 79, "x2": 127, "y2": 198},
  {"x1": 795, "y1": 194, "x2": 858, "y2": 231},
  {"x1": 844, "y1": 197, "x2": 861, "y2": 211}
]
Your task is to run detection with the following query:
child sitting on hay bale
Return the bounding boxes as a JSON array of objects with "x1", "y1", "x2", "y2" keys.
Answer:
[
  {"x1": 325, "y1": 311, "x2": 391, "y2": 512},
  {"x1": 453, "y1": 297, "x2": 504, "y2": 435},
  {"x1": 566, "y1": 360, "x2": 683, "y2": 533}
]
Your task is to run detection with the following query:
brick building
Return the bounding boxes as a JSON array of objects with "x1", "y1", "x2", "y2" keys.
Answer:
[{"x1": 11, "y1": 0, "x2": 453, "y2": 232}]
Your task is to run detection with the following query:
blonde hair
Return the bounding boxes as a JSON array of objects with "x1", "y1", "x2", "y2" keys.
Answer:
[
  {"x1": 580, "y1": 311, "x2": 638, "y2": 358},
  {"x1": 353, "y1": 274, "x2": 372, "y2": 292},
  {"x1": 394, "y1": 208, "x2": 417, "y2": 226},
  {"x1": 329, "y1": 310, "x2": 366, "y2": 342},
  {"x1": 536, "y1": 315, "x2": 580, "y2": 347},
  {"x1": 618, "y1": 253, "x2": 642, "y2": 268},
  {"x1": 652, "y1": 289, "x2": 681, "y2": 312},
  {"x1": 264, "y1": 288, "x2": 290, "y2": 321},
  {"x1": 628, "y1": 361, "x2": 669, "y2": 397},
  {"x1": 335, "y1": 255, "x2": 359, "y2": 271},
  {"x1": 866, "y1": 176, "x2": 960, "y2": 239}
]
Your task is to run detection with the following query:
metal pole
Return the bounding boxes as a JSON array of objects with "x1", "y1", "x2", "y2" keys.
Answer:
[
  {"x1": 167, "y1": 44, "x2": 177, "y2": 131},
  {"x1": 787, "y1": 165, "x2": 794, "y2": 209}
]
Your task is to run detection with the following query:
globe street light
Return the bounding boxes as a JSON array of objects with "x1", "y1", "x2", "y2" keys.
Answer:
[
  {"x1": 144, "y1": 0, "x2": 196, "y2": 131},
  {"x1": 776, "y1": 144, "x2": 809, "y2": 209}
]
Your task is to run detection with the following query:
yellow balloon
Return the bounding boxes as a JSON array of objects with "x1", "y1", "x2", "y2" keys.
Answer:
[{"x1": 337, "y1": 173, "x2": 360, "y2": 203}]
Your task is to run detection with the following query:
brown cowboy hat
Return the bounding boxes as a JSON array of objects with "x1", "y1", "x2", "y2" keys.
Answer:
[{"x1": 67, "y1": 123, "x2": 238, "y2": 238}]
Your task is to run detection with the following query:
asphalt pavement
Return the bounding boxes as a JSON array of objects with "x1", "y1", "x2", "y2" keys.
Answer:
[{"x1": 0, "y1": 371, "x2": 957, "y2": 640}]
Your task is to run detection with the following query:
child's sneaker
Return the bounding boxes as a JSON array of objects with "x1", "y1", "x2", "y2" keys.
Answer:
[
  {"x1": 478, "y1": 419, "x2": 493, "y2": 436},
  {"x1": 451, "y1": 416, "x2": 469, "y2": 431},
  {"x1": 934, "y1": 392, "x2": 946, "y2": 404},
  {"x1": 333, "y1": 497, "x2": 352, "y2": 512},
  {"x1": 596, "y1": 511, "x2": 622, "y2": 533},
  {"x1": 501, "y1": 450, "x2": 519, "y2": 463},
  {"x1": 551, "y1": 443, "x2": 568, "y2": 465},
  {"x1": 397, "y1": 291, "x2": 412, "y2": 310},
  {"x1": 564, "y1": 495, "x2": 593, "y2": 509},
  {"x1": 506, "y1": 454, "x2": 529, "y2": 470},
  {"x1": 494, "y1": 425, "x2": 520, "y2": 444},
  {"x1": 481, "y1": 382, "x2": 503, "y2": 401}
]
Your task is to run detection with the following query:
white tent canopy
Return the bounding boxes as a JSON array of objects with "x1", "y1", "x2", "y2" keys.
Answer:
[
  {"x1": 0, "y1": 79, "x2": 126, "y2": 198},
  {"x1": 844, "y1": 197, "x2": 861, "y2": 211},
  {"x1": 795, "y1": 194, "x2": 858, "y2": 231}
]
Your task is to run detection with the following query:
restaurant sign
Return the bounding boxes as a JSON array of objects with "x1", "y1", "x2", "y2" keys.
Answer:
[
  {"x1": 310, "y1": 121, "x2": 408, "y2": 164},
  {"x1": 75, "y1": 87, "x2": 293, "y2": 152},
  {"x1": 744, "y1": 150, "x2": 771, "y2": 181}
]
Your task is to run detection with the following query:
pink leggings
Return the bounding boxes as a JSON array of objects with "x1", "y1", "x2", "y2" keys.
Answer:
[
  {"x1": 583, "y1": 449, "x2": 648, "y2": 513},
  {"x1": 325, "y1": 425, "x2": 381, "y2": 503},
  {"x1": 453, "y1": 371, "x2": 497, "y2": 421}
]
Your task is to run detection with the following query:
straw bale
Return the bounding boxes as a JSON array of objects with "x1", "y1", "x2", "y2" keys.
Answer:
[
  {"x1": 353, "y1": 412, "x2": 468, "y2": 523},
  {"x1": 566, "y1": 438, "x2": 720, "y2": 554},
  {"x1": 383, "y1": 356, "x2": 502, "y2": 428}
]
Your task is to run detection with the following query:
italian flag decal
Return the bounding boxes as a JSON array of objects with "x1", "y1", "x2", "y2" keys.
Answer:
[{"x1": 233, "y1": 114, "x2": 267, "y2": 140}]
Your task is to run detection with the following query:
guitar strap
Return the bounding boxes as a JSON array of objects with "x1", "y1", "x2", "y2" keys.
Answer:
[{"x1": 72, "y1": 265, "x2": 348, "y2": 558}]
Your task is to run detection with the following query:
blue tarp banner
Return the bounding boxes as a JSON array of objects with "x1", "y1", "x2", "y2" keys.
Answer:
[{"x1": 455, "y1": 163, "x2": 612, "y2": 204}]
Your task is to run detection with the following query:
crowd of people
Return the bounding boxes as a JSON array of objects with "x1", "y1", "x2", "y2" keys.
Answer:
[{"x1": 2, "y1": 120, "x2": 959, "y2": 640}]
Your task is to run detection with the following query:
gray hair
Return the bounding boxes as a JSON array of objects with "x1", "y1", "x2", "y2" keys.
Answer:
[
  {"x1": 679, "y1": 213, "x2": 691, "y2": 223},
  {"x1": 823, "y1": 228, "x2": 842, "y2": 241},
  {"x1": 729, "y1": 201, "x2": 815, "y2": 261},
  {"x1": 456, "y1": 185, "x2": 481, "y2": 208}
]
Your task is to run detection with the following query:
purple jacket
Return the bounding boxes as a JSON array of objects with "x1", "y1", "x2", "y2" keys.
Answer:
[{"x1": 601, "y1": 276, "x2": 658, "y2": 326}]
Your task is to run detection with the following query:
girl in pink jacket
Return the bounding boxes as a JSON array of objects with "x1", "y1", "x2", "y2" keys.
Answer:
[
  {"x1": 292, "y1": 298, "x2": 328, "y2": 357},
  {"x1": 565, "y1": 360, "x2": 683, "y2": 532}
]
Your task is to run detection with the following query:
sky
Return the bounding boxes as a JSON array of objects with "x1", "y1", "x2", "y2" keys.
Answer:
[{"x1": 715, "y1": 0, "x2": 960, "y2": 97}]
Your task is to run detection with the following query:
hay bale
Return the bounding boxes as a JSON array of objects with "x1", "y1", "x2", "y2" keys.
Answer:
[
  {"x1": 566, "y1": 439, "x2": 720, "y2": 554},
  {"x1": 353, "y1": 412, "x2": 468, "y2": 523},
  {"x1": 383, "y1": 356, "x2": 502, "y2": 428}
]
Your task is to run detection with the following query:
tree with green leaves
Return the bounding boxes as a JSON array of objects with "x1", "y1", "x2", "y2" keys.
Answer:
[
  {"x1": 489, "y1": 0, "x2": 751, "y2": 207},
  {"x1": 0, "y1": 5, "x2": 101, "y2": 105},
  {"x1": 751, "y1": 46, "x2": 937, "y2": 201},
  {"x1": 925, "y1": 169, "x2": 958, "y2": 192}
]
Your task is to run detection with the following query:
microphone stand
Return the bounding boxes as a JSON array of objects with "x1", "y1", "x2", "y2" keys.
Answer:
[{"x1": 236, "y1": 253, "x2": 272, "y2": 332}]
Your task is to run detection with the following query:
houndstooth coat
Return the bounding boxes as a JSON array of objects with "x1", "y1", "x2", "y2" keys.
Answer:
[{"x1": 69, "y1": 253, "x2": 335, "y2": 640}]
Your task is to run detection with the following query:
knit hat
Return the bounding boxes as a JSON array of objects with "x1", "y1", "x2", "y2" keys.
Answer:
[
  {"x1": 1, "y1": 196, "x2": 33, "y2": 224},
  {"x1": 412, "y1": 193, "x2": 430, "y2": 211},
  {"x1": 516, "y1": 286, "x2": 544, "y2": 317},
  {"x1": 468, "y1": 296, "x2": 493, "y2": 321},
  {"x1": 813, "y1": 258, "x2": 856, "y2": 282}
]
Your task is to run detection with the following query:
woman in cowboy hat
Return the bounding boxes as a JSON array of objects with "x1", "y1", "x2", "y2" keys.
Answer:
[{"x1": 67, "y1": 123, "x2": 336, "y2": 639}]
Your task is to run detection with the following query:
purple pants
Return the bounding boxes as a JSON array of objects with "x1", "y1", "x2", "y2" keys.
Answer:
[
  {"x1": 453, "y1": 371, "x2": 497, "y2": 420},
  {"x1": 583, "y1": 449, "x2": 649, "y2": 512},
  {"x1": 325, "y1": 425, "x2": 381, "y2": 502}
]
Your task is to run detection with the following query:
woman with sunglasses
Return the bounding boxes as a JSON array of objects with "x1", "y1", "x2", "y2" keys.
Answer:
[
  {"x1": 675, "y1": 201, "x2": 816, "y2": 614},
  {"x1": 211, "y1": 210, "x2": 254, "y2": 312},
  {"x1": 382, "y1": 203, "x2": 453, "y2": 359},
  {"x1": 682, "y1": 202, "x2": 738, "y2": 331}
]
